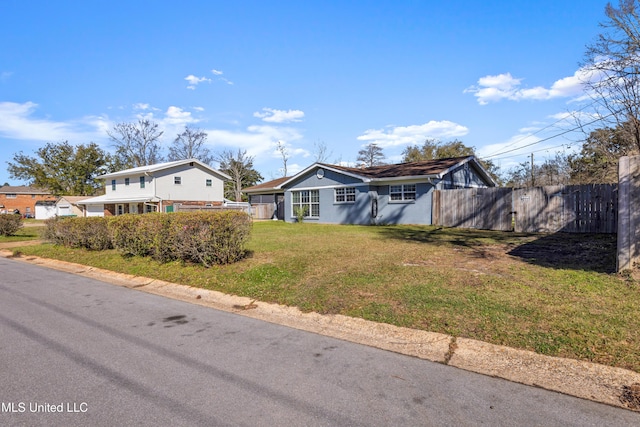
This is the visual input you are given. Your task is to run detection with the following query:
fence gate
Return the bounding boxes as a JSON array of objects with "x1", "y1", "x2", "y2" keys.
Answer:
[{"x1": 512, "y1": 185, "x2": 617, "y2": 233}]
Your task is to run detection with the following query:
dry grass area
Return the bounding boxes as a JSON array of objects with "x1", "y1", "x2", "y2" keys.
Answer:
[{"x1": 13, "y1": 221, "x2": 640, "y2": 373}]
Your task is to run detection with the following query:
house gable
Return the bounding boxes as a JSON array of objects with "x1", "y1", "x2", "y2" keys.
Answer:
[{"x1": 281, "y1": 164, "x2": 368, "y2": 190}]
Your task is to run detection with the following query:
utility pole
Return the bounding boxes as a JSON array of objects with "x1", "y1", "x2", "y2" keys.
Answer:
[{"x1": 530, "y1": 153, "x2": 535, "y2": 187}]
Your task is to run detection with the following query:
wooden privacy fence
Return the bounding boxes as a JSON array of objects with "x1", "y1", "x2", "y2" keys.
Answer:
[{"x1": 433, "y1": 184, "x2": 618, "y2": 233}]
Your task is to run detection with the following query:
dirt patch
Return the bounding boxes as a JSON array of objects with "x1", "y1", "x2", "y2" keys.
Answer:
[
  {"x1": 621, "y1": 384, "x2": 640, "y2": 410},
  {"x1": 507, "y1": 233, "x2": 617, "y2": 273}
]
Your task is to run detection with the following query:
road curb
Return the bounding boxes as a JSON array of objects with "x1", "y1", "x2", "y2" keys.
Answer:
[{"x1": 2, "y1": 249, "x2": 639, "y2": 412}]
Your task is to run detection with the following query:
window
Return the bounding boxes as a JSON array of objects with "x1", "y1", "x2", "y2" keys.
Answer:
[
  {"x1": 389, "y1": 184, "x2": 416, "y2": 201},
  {"x1": 174, "y1": 176, "x2": 182, "y2": 185},
  {"x1": 292, "y1": 190, "x2": 320, "y2": 217},
  {"x1": 111, "y1": 180, "x2": 116, "y2": 191},
  {"x1": 206, "y1": 179, "x2": 212, "y2": 187},
  {"x1": 6, "y1": 193, "x2": 17, "y2": 199},
  {"x1": 139, "y1": 176, "x2": 145, "y2": 189},
  {"x1": 335, "y1": 187, "x2": 356, "y2": 203},
  {"x1": 125, "y1": 178, "x2": 130, "y2": 186}
]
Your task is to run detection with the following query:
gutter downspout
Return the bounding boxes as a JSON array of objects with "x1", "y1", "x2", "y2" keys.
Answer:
[{"x1": 145, "y1": 171, "x2": 162, "y2": 212}]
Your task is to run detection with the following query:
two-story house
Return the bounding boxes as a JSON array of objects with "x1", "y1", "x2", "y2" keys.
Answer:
[
  {"x1": 0, "y1": 185, "x2": 57, "y2": 218},
  {"x1": 80, "y1": 159, "x2": 231, "y2": 216}
]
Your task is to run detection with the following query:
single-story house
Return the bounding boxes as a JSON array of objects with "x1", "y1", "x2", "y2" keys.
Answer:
[
  {"x1": 243, "y1": 176, "x2": 290, "y2": 220},
  {"x1": 55, "y1": 196, "x2": 92, "y2": 217},
  {"x1": 0, "y1": 185, "x2": 56, "y2": 218},
  {"x1": 79, "y1": 159, "x2": 231, "y2": 216},
  {"x1": 275, "y1": 156, "x2": 496, "y2": 225}
]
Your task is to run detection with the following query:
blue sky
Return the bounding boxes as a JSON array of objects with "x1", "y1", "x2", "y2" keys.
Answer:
[{"x1": 0, "y1": 0, "x2": 611, "y2": 185}]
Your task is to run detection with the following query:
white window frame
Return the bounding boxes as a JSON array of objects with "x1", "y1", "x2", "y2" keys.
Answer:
[
  {"x1": 6, "y1": 193, "x2": 17, "y2": 199},
  {"x1": 174, "y1": 176, "x2": 182, "y2": 185},
  {"x1": 111, "y1": 180, "x2": 116, "y2": 191},
  {"x1": 291, "y1": 190, "x2": 320, "y2": 218},
  {"x1": 206, "y1": 179, "x2": 212, "y2": 187},
  {"x1": 389, "y1": 184, "x2": 416, "y2": 202},
  {"x1": 125, "y1": 178, "x2": 130, "y2": 186},
  {"x1": 139, "y1": 176, "x2": 145, "y2": 189},
  {"x1": 335, "y1": 187, "x2": 356, "y2": 203}
]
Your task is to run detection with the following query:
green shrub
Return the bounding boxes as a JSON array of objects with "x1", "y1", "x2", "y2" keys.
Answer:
[
  {"x1": 109, "y1": 211, "x2": 251, "y2": 266},
  {"x1": 293, "y1": 206, "x2": 308, "y2": 223},
  {"x1": 173, "y1": 211, "x2": 252, "y2": 266},
  {"x1": 0, "y1": 214, "x2": 23, "y2": 236},
  {"x1": 109, "y1": 214, "x2": 156, "y2": 257},
  {"x1": 43, "y1": 211, "x2": 251, "y2": 266},
  {"x1": 43, "y1": 216, "x2": 112, "y2": 250}
]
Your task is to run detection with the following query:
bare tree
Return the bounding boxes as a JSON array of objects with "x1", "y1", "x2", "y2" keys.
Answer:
[
  {"x1": 582, "y1": 0, "x2": 640, "y2": 150},
  {"x1": 312, "y1": 140, "x2": 333, "y2": 163},
  {"x1": 216, "y1": 149, "x2": 263, "y2": 201},
  {"x1": 357, "y1": 143, "x2": 385, "y2": 167},
  {"x1": 108, "y1": 119, "x2": 164, "y2": 168},
  {"x1": 276, "y1": 140, "x2": 289, "y2": 176},
  {"x1": 168, "y1": 126, "x2": 214, "y2": 165}
]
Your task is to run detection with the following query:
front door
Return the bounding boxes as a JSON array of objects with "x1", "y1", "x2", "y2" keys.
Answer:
[
  {"x1": 116, "y1": 204, "x2": 124, "y2": 215},
  {"x1": 276, "y1": 194, "x2": 285, "y2": 221}
]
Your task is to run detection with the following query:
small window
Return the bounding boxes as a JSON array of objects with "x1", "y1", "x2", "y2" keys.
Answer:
[
  {"x1": 125, "y1": 178, "x2": 130, "y2": 186},
  {"x1": 139, "y1": 176, "x2": 145, "y2": 189},
  {"x1": 111, "y1": 180, "x2": 116, "y2": 191},
  {"x1": 389, "y1": 184, "x2": 416, "y2": 201},
  {"x1": 335, "y1": 187, "x2": 356, "y2": 203},
  {"x1": 206, "y1": 179, "x2": 212, "y2": 187},
  {"x1": 174, "y1": 176, "x2": 182, "y2": 185},
  {"x1": 6, "y1": 193, "x2": 17, "y2": 199}
]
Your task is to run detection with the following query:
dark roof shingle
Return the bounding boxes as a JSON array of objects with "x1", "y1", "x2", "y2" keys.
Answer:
[{"x1": 321, "y1": 157, "x2": 472, "y2": 179}]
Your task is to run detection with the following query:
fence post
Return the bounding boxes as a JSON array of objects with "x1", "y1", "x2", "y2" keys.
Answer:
[{"x1": 617, "y1": 156, "x2": 640, "y2": 271}]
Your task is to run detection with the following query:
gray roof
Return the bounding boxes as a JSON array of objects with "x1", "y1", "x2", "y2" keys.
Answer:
[
  {"x1": 0, "y1": 185, "x2": 52, "y2": 195},
  {"x1": 99, "y1": 159, "x2": 231, "y2": 181}
]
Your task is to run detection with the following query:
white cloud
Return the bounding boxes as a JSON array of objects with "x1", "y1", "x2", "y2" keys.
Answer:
[
  {"x1": 205, "y1": 125, "x2": 304, "y2": 160},
  {"x1": 253, "y1": 108, "x2": 305, "y2": 123},
  {"x1": 0, "y1": 71, "x2": 12, "y2": 82},
  {"x1": 356, "y1": 121, "x2": 469, "y2": 148},
  {"x1": 465, "y1": 69, "x2": 593, "y2": 105},
  {"x1": 210, "y1": 69, "x2": 234, "y2": 85},
  {"x1": 163, "y1": 106, "x2": 198, "y2": 126},
  {"x1": 0, "y1": 101, "x2": 104, "y2": 142},
  {"x1": 184, "y1": 74, "x2": 212, "y2": 90}
]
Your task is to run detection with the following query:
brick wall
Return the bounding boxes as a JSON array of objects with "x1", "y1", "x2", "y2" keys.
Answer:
[{"x1": 0, "y1": 193, "x2": 57, "y2": 216}]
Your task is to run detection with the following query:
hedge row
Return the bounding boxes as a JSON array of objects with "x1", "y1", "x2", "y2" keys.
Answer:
[
  {"x1": 44, "y1": 211, "x2": 252, "y2": 266},
  {"x1": 0, "y1": 214, "x2": 23, "y2": 236}
]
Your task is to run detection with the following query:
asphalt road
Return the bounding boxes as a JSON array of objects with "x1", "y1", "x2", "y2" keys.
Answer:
[{"x1": 1, "y1": 258, "x2": 639, "y2": 426}]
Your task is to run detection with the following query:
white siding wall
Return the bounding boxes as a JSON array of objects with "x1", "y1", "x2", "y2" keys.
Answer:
[
  {"x1": 154, "y1": 165, "x2": 225, "y2": 201},
  {"x1": 105, "y1": 175, "x2": 154, "y2": 198}
]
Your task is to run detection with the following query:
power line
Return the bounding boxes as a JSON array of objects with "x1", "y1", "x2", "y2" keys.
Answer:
[
  {"x1": 487, "y1": 142, "x2": 576, "y2": 162},
  {"x1": 483, "y1": 112, "x2": 614, "y2": 159},
  {"x1": 482, "y1": 101, "x2": 597, "y2": 158}
]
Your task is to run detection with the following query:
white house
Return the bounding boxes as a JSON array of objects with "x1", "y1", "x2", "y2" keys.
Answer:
[{"x1": 80, "y1": 159, "x2": 231, "y2": 217}]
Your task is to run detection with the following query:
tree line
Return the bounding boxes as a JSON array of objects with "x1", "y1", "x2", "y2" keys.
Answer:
[{"x1": 7, "y1": 119, "x2": 263, "y2": 200}]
